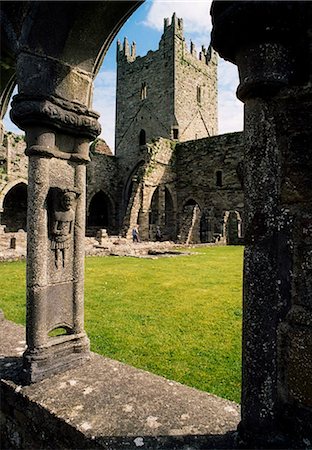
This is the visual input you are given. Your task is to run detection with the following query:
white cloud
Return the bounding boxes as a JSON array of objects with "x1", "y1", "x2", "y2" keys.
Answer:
[
  {"x1": 218, "y1": 60, "x2": 243, "y2": 134},
  {"x1": 144, "y1": 0, "x2": 212, "y2": 34},
  {"x1": 92, "y1": 70, "x2": 116, "y2": 151}
]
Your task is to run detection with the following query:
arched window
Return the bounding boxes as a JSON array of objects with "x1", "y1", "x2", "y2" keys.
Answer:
[
  {"x1": 197, "y1": 86, "x2": 202, "y2": 105},
  {"x1": 216, "y1": 170, "x2": 223, "y2": 187},
  {"x1": 140, "y1": 82, "x2": 147, "y2": 100},
  {"x1": 139, "y1": 129, "x2": 146, "y2": 146}
]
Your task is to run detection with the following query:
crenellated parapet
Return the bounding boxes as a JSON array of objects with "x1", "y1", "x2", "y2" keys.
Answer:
[
  {"x1": 163, "y1": 12, "x2": 183, "y2": 35},
  {"x1": 117, "y1": 37, "x2": 137, "y2": 63},
  {"x1": 117, "y1": 13, "x2": 216, "y2": 69},
  {"x1": 116, "y1": 11, "x2": 218, "y2": 160}
]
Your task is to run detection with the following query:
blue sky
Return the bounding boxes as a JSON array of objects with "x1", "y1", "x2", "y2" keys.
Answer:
[{"x1": 4, "y1": 0, "x2": 243, "y2": 150}]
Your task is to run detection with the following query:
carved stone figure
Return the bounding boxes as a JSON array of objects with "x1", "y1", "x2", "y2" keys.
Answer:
[{"x1": 49, "y1": 189, "x2": 79, "y2": 268}]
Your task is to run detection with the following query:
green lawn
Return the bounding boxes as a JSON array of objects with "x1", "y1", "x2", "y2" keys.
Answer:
[{"x1": 0, "y1": 246, "x2": 243, "y2": 403}]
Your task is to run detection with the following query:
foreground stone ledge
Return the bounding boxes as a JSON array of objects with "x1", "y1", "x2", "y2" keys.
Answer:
[
  {"x1": 1, "y1": 319, "x2": 239, "y2": 449},
  {"x1": 0, "y1": 320, "x2": 240, "y2": 450}
]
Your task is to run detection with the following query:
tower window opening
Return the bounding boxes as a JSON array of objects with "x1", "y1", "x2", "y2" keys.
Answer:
[
  {"x1": 216, "y1": 170, "x2": 223, "y2": 187},
  {"x1": 197, "y1": 86, "x2": 202, "y2": 105},
  {"x1": 173, "y1": 128, "x2": 179, "y2": 140},
  {"x1": 139, "y1": 129, "x2": 146, "y2": 146},
  {"x1": 140, "y1": 82, "x2": 147, "y2": 100}
]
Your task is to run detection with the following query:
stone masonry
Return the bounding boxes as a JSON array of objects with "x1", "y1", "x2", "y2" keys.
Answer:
[
  {"x1": 87, "y1": 14, "x2": 243, "y2": 243},
  {"x1": 0, "y1": 13, "x2": 243, "y2": 246},
  {"x1": 1, "y1": 2, "x2": 312, "y2": 448}
]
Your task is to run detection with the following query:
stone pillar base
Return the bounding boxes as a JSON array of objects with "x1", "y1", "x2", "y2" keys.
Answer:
[
  {"x1": 22, "y1": 333, "x2": 90, "y2": 384},
  {"x1": 237, "y1": 423, "x2": 295, "y2": 450}
]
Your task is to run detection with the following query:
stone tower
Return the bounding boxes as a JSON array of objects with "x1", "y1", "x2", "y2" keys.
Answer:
[{"x1": 115, "y1": 13, "x2": 218, "y2": 169}]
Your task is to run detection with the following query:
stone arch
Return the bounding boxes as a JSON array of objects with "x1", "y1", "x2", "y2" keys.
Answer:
[
  {"x1": 123, "y1": 160, "x2": 145, "y2": 209},
  {"x1": 164, "y1": 186, "x2": 175, "y2": 239},
  {"x1": 0, "y1": 178, "x2": 28, "y2": 211},
  {"x1": 1, "y1": 181, "x2": 28, "y2": 232},
  {"x1": 224, "y1": 210, "x2": 243, "y2": 245},
  {"x1": 149, "y1": 186, "x2": 160, "y2": 227},
  {"x1": 87, "y1": 190, "x2": 114, "y2": 235},
  {"x1": 179, "y1": 198, "x2": 202, "y2": 244},
  {"x1": 147, "y1": 185, "x2": 177, "y2": 241}
]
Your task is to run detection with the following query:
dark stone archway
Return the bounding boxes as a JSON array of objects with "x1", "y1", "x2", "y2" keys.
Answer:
[
  {"x1": 87, "y1": 191, "x2": 113, "y2": 235},
  {"x1": 2, "y1": 182, "x2": 27, "y2": 232}
]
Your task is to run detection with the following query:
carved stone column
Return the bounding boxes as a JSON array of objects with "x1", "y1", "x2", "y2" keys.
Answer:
[
  {"x1": 11, "y1": 93, "x2": 101, "y2": 383},
  {"x1": 211, "y1": 1, "x2": 312, "y2": 446}
]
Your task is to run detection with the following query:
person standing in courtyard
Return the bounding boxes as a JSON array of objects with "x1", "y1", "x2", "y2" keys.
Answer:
[
  {"x1": 156, "y1": 226, "x2": 162, "y2": 242},
  {"x1": 132, "y1": 224, "x2": 140, "y2": 243}
]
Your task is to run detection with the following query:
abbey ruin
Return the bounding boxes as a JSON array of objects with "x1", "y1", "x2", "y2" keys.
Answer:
[
  {"x1": 0, "y1": 14, "x2": 244, "y2": 248},
  {"x1": 1, "y1": 1, "x2": 311, "y2": 448}
]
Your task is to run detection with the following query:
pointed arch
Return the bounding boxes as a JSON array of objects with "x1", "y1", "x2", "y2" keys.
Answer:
[
  {"x1": 149, "y1": 186, "x2": 160, "y2": 226},
  {"x1": 178, "y1": 199, "x2": 201, "y2": 244}
]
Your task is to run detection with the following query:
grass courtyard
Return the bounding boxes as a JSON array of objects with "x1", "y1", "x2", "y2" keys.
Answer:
[{"x1": 0, "y1": 246, "x2": 243, "y2": 403}]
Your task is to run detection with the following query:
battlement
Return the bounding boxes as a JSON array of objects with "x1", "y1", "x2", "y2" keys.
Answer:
[
  {"x1": 187, "y1": 41, "x2": 214, "y2": 66},
  {"x1": 117, "y1": 37, "x2": 136, "y2": 62},
  {"x1": 115, "y1": 13, "x2": 218, "y2": 157},
  {"x1": 117, "y1": 13, "x2": 215, "y2": 68},
  {"x1": 163, "y1": 12, "x2": 183, "y2": 34}
]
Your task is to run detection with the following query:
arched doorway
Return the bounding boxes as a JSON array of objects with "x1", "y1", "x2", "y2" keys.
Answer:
[
  {"x1": 224, "y1": 210, "x2": 243, "y2": 245},
  {"x1": 148, "y1": 185, "x2": 176, "y2": 241},
  {"x1": 179, "y1": 199, "x2": 201, "y2": 244},
  {"x1": 2, "y1": 182, "x2": 27, "y2": 232},
  {"x1": 149, "y1": 186, "x2": 160, "y2": 228},
  {"x1": 164, "y1": 187, "x2": 175, "y2": 240},
  {"x1": 87, "y1": 191, "x2": 113, "y2": 236}
]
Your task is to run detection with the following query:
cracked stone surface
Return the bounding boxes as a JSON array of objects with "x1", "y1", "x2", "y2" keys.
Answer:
[{"x1": 1, "y1": 318, "x2": 240, "y2": 449}]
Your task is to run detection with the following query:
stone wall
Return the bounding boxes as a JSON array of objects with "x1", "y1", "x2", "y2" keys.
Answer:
[
  {"x1": 0, "y1": 131, "x2": 28, "y2": 190},
  {"x1": 115, "y1": 14, "x2": 218, "y2": 175},
  {"x1": 120, "y1": 133, "x2": 244, "y2": 243},
  {"x1": 174, "y1": 19, "x2": 218, "y2": 140},
  {"x1": 1, "y1": 318, "x2": 240, "y2": 450},
  {"x1": 115, "y1": 35, "x2": 174, "y2": 166},
  {"x1": 86, "y1": 147, "x2": 119, "y2": 235},
  {"x1": 0, "y1": 133, "x2": 28, "y2": 232},
  {"x1": 176, "y1": 132, "x2": 244, "y2": 243},
  {"x1": 0, "y1": 132, "x2": 27, "y2": 192},
  {"x1": 126, "y1": 139, "x2": 177, "y2": 241},
  {"x1": 0, "y1": 128, "x2": 244, "y2": 243}
]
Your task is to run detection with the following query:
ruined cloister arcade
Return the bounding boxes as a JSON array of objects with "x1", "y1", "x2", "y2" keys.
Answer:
[{"x1": 1, "y1": 1, "x2": 311, "y2": 448}]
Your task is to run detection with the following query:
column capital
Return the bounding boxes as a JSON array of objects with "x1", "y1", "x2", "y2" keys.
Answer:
[
  {"x1": 211, "y1": 1, "x2": 307, "y2": 64},
  {"x1": 10, "y1": 94, "x2": 101, "y2": 141},
  {"x1": 211, "y1": 1, "x2": 311, "y2": 100}
]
